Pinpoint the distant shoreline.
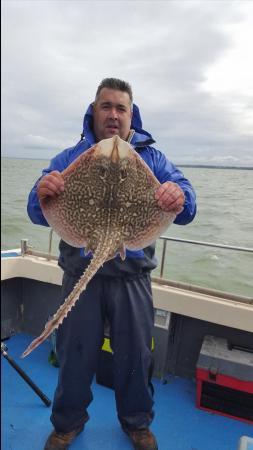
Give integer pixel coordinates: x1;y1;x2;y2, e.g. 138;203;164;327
177;164;253;170
1;156;253;170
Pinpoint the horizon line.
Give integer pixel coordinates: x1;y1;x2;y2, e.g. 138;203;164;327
1;155;253;170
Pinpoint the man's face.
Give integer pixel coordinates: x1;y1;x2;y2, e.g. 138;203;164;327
93;88;133;141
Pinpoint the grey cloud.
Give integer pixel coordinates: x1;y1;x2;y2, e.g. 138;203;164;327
2;0;253;165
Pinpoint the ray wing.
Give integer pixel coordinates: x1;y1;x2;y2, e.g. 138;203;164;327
41;146;98;248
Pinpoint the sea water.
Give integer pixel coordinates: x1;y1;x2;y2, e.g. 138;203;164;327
1;157;253;297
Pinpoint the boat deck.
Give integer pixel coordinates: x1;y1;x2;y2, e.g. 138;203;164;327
1;334;252;450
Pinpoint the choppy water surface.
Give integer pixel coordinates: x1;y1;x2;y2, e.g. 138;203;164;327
1;158;253;297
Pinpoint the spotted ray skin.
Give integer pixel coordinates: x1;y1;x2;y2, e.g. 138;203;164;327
22;135;176;358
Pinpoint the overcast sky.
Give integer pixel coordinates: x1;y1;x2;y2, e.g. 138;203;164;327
2;0;253;166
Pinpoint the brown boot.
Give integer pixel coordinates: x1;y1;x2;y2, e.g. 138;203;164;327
44;424;84;450
125;428;158;450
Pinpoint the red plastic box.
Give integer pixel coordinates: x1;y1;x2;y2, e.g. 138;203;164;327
196;335;253;424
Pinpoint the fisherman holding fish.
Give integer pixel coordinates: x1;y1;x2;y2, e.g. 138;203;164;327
27;78;196;450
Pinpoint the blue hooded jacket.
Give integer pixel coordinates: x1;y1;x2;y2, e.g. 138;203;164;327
27;103;196;276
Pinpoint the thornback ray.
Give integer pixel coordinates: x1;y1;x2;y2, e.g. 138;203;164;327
22;135;176;358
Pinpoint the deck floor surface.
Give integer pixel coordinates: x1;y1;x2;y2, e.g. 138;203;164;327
1;334;252;450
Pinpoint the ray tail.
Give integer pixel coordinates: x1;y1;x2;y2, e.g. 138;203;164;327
21;237;115;358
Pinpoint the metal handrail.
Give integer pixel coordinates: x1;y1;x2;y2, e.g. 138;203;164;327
25;249;59;261
159;236;253;252
48;229;53;257
21;236;58;261
20;232;253;280
158;236;253;278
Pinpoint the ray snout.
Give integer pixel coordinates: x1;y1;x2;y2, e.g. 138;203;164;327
97;135;133;161
111;136;119;163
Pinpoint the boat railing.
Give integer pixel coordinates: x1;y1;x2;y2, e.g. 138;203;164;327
158;236;253;278
20;232;59;261
18;230;253;299
154;236;253;302
20;230;253;267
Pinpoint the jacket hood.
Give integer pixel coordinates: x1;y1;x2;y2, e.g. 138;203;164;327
82;103;155;147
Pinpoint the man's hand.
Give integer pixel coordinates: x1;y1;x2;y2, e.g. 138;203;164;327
155;181;185;215
37;171;64;203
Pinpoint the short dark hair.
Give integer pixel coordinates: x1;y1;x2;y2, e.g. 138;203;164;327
95;78;133;104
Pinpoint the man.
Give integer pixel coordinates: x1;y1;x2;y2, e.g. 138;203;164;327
27;78;196;450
